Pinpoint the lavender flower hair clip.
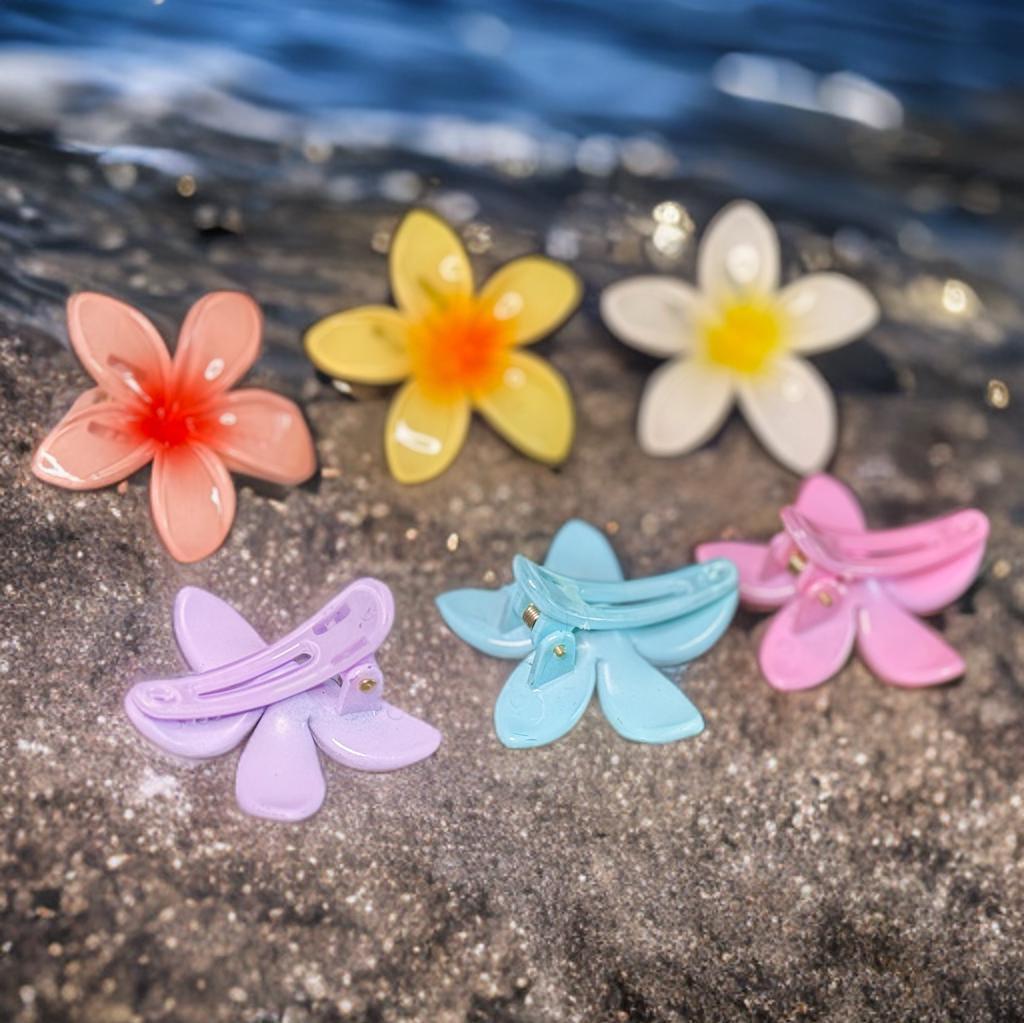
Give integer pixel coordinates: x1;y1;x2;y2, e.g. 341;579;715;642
125;583;440;821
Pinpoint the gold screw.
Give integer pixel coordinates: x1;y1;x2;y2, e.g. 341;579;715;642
522;604;541;629
358;678;377;693
553;644;567;658
817;591;834;607
788;550;808;574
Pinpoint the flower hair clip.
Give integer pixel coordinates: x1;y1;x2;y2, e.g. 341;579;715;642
125;583;441;821
696;474;989;691
437;519;737;748
601;201;879;474
305;208;581;483
32;292;316;562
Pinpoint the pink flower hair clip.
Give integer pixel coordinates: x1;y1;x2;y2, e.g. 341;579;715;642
32;292;317;562
696;474;989;691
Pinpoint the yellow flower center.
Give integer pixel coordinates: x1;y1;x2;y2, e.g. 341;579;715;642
407;295;513;402
701;298;786;376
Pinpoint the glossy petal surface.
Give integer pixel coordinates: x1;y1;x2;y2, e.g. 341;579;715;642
628;589;739;665
310;695;442;771
738;356;836;474
200;389;316;485
385;380;470;483
125;587;264;760
698;200;780;298
173;291;262;400
474;351;573;464
67;292;171;407
304;305;411;383
695;540;797;610
856;588;965;687
760;586;857;690
435;587;532;659
479;256;580;345
601;275;703;356
593;633;704;743
33;400;155;490
389;209;473;319
494;647;598;749
780;273;879;354
150;442;236;562
637;358;734;456
236;696;326;822
794;473;866;530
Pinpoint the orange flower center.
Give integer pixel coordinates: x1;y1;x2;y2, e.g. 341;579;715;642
406;296;513;402
136;399;195;447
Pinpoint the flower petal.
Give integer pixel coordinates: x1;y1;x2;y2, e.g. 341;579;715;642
67;292;171;407
794;473;866;531
173;291;262;401
494;645;597;749
627;588;738;666
696;541;796;610
759;582;857;690
65;387;108;419
779;273;879;353
637;358;734;456
881;545;986;617
33;400;155;490
236;696;326;822
856;591;965;687
150;442;236;562
600;275;703;357
545;518;624;582
435;585;532;659
479;256;581;345
199;389;316;485
474;351;573;464
385;380;470;483
310;688;441;770
737;356;836;474
593;632;704;743
304;305;410;383
389;209;473;319
698;200;779;298
125;586;264;760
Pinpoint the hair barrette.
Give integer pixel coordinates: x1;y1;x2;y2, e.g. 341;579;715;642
32;292;316;562
305;208;580;484
601;200;879;475
125;583;440;821
696;474;989;691
437;519;738;748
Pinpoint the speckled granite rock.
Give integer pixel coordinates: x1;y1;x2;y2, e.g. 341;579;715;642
1;138;1024;1023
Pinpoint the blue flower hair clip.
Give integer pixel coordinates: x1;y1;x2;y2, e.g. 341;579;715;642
436;520;738;748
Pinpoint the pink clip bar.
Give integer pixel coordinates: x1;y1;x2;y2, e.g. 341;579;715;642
128;578;394;719
779;507;989;580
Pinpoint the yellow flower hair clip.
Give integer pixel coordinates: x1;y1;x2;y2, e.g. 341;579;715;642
306;209;581;483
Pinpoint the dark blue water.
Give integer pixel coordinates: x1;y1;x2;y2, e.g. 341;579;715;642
3;1;1024;143
1;0;1023;342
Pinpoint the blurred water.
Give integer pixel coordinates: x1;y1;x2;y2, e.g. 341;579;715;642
0;0;1021;413
3;1;1024;129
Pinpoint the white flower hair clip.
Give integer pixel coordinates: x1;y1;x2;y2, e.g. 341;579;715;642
601;200;879;474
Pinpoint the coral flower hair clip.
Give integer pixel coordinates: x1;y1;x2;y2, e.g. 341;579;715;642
601;201;879;474
33;292;316;562
696;475;989;690
305;208;580;483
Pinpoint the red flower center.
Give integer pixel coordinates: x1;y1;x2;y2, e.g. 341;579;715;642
137;400;195;448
